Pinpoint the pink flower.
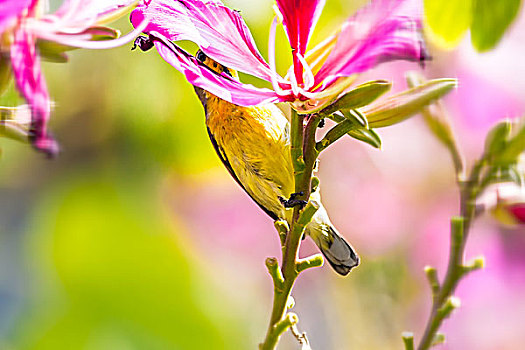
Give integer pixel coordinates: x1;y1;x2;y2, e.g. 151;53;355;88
130;0;426;112
478;182;525;226
0;0;148;156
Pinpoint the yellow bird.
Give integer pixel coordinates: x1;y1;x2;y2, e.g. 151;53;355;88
194;51;359;276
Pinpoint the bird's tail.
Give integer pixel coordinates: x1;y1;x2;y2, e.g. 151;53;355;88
306;205;359;276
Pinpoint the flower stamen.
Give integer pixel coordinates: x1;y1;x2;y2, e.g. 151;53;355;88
268;16;288;97
295;52;314;91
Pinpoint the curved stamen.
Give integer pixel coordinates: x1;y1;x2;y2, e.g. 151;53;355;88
288;65;300;97
268;16;288;97
36;17;149;49
295;52;314;91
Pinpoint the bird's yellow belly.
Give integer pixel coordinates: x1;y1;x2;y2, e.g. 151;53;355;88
206;100;294;219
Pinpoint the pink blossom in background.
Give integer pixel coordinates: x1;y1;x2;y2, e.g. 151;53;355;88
0;0;147;156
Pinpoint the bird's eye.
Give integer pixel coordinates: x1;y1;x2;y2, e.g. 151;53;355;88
196;50;207;62
223;67;233;77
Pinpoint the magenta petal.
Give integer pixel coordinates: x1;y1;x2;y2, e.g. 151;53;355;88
147;32;281;106
0;0;32;33
509;204;525;224
276;0;325;55
131;0;274;83
313;0;425;88
10;28;58;156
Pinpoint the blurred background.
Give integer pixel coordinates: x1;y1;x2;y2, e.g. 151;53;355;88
1;0;525;349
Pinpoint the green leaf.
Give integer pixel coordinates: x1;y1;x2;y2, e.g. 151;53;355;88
471;0;521;52
362;78;458;128
424;0;473;47
325;110;381;149
320;80;392;115
320;113;382;150
347;127;382;149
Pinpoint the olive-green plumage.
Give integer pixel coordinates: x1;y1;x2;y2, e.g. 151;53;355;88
193;51;359;275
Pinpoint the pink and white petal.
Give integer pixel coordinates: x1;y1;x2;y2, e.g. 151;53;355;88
10;28;58;156
52;0;138;31
0;0;32;33
313;0;425;89
130;0;274;82
275;0;325;55
147;32;282;106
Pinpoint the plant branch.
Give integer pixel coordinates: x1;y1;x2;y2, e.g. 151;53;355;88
413;158;485;350
260;111;323;350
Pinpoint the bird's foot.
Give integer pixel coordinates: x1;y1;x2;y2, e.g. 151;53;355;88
279;192;307;209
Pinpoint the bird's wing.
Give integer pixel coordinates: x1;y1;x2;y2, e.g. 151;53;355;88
207;126;280;221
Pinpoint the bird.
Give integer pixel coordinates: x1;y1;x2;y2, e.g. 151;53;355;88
193;50;359;276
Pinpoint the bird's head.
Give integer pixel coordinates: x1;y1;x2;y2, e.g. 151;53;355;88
195;50;238;79
193;50;239;112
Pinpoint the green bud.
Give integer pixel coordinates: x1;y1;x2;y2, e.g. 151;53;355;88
347;127;382;149
484;120;512;157
438;296;461;318
401;332;415;350
323;110;382;150
362;78;458;128
296;254;324;273
321;80;392;115
340;109;368;128
310;176;320;193
424;265;441;296
463;256;485;274
431;333;446;346
495;119;525;165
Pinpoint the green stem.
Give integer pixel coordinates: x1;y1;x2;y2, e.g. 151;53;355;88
416;159;484;350
260;111;322;350
316;119;354;153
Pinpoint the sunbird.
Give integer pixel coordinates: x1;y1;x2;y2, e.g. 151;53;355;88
193;51;359;276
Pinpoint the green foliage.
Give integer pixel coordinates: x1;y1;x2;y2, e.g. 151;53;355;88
10;177;248;349
424;0;473;46
424;0;522;51
471;0;522;52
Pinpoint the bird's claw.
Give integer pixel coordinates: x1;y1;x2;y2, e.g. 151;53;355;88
279;192;308;209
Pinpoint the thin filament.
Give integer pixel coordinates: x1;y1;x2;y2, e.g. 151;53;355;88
268;16;288;97
295;52;314;91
